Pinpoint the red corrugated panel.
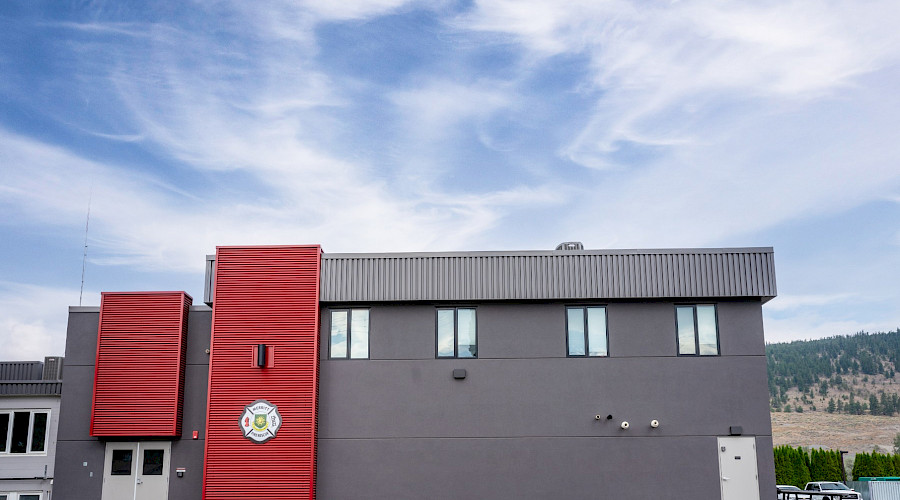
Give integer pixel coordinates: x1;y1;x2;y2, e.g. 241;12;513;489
203;246;321;500
91;291;191;437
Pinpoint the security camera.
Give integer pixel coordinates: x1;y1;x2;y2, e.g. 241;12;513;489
620;421;629;430
650;419;659;428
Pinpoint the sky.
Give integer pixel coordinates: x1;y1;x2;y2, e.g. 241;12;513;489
1;0;899;360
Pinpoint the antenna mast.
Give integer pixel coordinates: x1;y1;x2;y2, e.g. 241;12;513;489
79;186;92;306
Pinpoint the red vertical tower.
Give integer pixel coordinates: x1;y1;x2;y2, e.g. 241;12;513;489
203;246;321;499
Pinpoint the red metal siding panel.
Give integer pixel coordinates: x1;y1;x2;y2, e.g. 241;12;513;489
91;291;191;437
203;246;321;500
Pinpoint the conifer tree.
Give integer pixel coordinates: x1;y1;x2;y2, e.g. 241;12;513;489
774;446;793;485
826;450;844;481
794;447;811;486
809;449;823;480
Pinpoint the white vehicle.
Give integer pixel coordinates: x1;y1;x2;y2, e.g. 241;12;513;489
803;482;861;500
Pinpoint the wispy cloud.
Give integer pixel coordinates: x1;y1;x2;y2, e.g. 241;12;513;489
461;0;900;168
766;293;858;312
763;312;900;344
0;116;560;274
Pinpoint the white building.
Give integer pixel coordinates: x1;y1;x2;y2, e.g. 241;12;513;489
1;358;63;500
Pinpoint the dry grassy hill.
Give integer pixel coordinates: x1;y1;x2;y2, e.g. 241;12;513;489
771;412;900;456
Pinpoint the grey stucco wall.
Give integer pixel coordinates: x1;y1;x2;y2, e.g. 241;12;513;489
316;300;774;499
53;311;103;499
53;308;211;500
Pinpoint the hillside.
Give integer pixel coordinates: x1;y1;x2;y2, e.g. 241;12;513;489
767;329;900;415
771;412;900;456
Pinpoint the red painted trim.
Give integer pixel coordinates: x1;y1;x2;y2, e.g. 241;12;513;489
309;246;322;499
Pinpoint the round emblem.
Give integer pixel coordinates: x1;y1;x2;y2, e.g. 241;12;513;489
240;399;282;443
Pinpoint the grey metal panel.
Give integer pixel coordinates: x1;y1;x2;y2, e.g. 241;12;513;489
0;381;63;395
319;248;776;303
204;254;215;305
871;482;900;500
42;356;64;380
0;361;44;381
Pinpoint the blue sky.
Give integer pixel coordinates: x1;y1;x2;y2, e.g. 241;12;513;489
1;1;899;360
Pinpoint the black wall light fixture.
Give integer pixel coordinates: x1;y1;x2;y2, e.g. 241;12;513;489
257;344;266;368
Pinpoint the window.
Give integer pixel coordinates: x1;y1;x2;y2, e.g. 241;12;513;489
142;449;165;475
676;305;719;355
111;449;133;475
0;494;42;500
0;410;49;454
566;306;608;356
436;308;477;358
330;309;370;359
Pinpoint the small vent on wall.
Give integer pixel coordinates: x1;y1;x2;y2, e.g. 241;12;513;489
555;241;584;251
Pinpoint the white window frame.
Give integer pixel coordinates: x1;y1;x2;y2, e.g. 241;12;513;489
0;409;51;456
0;492;44;500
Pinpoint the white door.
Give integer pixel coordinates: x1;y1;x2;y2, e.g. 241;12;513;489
102;441;171;500
718;437;760;500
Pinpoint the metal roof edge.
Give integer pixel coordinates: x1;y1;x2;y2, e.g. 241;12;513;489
69;306;100;312
321;246;774;259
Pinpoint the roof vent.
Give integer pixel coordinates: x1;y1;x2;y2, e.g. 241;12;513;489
555;241;584;251
42;356;64;380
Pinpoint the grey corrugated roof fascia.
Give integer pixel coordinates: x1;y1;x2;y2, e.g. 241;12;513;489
0;381;63;396
322;247;774;259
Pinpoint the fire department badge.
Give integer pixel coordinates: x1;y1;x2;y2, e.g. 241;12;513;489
240;400;281;443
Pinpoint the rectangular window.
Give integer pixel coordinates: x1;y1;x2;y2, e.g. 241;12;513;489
436;308;477;358
0;414;8;452
676;305;719;356
30;413;47;452
143;449;165;475
330;309;370;359
0;410;49;455
111;449;133;475
567;306;608;356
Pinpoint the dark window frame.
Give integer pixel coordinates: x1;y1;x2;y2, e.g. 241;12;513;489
565;305;610;357
328;308;371;360
0;409;50;455
142;448;165;475
435;307;478;359
675;304;720;356
110;449;133;475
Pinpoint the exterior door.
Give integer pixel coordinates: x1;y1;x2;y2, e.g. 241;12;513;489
102;441;170;500
718;437;760;500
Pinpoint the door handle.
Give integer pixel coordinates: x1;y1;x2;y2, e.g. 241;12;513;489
136;478;143;484
722;476;730;481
